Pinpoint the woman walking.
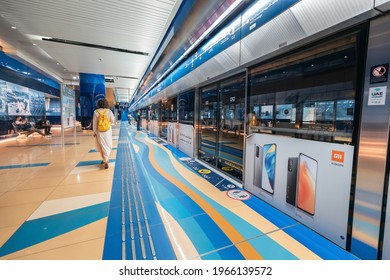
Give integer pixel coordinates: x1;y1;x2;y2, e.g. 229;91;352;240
93;98;115;169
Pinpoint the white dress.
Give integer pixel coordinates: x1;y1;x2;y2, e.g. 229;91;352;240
92;108;115;163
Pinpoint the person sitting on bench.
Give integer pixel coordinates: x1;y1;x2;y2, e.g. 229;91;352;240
36;116;52;135
15;116;28;131
13;116;45;137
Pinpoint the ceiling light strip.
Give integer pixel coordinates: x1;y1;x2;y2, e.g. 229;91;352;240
42;37;149;56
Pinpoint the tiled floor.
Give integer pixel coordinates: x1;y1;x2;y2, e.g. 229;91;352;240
0;127;118;259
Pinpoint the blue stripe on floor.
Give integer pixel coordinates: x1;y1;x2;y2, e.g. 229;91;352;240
88;147;117;153
0;162;50;170
127;137;176;260
103;126;130;260
243;197;359;260
76;159;115;167
103;126;176;260
0;202;109;257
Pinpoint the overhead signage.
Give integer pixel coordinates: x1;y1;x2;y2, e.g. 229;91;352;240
241;0;300;38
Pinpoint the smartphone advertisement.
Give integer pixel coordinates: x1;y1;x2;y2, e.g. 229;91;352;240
244;134;354;248
178;124;194;158
167;122;178;148
153;120;159;137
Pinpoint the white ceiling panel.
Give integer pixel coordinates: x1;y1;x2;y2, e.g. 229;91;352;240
37;40;149;78
0;0;181;101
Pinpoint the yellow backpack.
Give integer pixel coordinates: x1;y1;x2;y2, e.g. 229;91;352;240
97;109;110;132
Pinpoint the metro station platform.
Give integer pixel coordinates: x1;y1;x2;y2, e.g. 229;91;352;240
0;123;358;260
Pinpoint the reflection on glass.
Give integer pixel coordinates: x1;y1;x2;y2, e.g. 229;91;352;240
247;36;357;143
261;105;273;120
276;104;293;121
336;100;354;121
302;106;315;123
335;99;354;132
291;108;296;123
179;90;195;124
218;75;245;181
199;85;218;167
315;101;334;122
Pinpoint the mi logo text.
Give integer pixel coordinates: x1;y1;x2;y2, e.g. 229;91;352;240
332;150;345;167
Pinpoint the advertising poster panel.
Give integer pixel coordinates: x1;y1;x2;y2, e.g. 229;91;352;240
178;123;194;158
0;80;7;116
61;85;76;128
167;122;178;148
141;119;147;130
45;98;61;116
245;133;354;248
6;81;45;116
153;120;159;137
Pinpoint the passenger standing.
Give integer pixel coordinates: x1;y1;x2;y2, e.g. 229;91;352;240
136;109;141;131
93;98;115;169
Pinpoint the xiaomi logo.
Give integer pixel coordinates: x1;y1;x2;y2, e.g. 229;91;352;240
332;150;345;163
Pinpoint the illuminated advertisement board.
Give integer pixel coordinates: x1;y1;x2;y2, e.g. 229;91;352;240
245;133;354;248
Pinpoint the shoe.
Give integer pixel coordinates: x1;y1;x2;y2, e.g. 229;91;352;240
104;162;109;169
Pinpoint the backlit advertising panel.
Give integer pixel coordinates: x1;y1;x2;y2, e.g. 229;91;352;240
245;133;354;248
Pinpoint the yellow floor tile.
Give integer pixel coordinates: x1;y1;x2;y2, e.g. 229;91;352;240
0;203;40;227
11;238;105;260
0;179;27;192
0;187;55;207
59;170;114;186
0;226;19;247
11;176;66;191
48;180;113;200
